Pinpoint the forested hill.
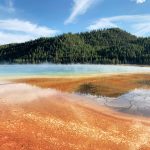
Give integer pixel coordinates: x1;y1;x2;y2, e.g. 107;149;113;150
0;28;150;64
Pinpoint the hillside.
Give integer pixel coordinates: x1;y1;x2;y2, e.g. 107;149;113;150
0;28;150;64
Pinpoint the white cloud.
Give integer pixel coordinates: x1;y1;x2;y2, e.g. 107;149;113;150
0;19;58;36
134;0;146;4
64;0;98;24
0;19;59;44
0;0;15;13
87;18;118;30
133;23;150;36
0;32;34;45
87;15;150;36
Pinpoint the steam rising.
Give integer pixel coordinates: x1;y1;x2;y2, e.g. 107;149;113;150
0;83;57;104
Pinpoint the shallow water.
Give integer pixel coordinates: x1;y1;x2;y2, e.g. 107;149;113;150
109;89;150;117
81;89;150;117
0;64;150;77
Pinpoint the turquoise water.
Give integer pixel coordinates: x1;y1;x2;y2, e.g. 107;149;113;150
0;64;150;77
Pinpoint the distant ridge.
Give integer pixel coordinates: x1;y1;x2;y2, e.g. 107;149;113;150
0;28;150;64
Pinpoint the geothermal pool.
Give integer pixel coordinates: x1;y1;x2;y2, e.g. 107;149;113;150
0;64;150;77
0;64;150;117
0;66;150;149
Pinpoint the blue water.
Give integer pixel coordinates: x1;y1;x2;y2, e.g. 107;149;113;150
0;64;150;77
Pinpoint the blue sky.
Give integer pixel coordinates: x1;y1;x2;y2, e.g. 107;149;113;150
0;0;150;44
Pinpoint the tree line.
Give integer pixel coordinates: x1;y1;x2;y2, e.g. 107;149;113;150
0;28;150;64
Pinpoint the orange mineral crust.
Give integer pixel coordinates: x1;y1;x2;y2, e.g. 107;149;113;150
1;83;150;150
14;73;150;97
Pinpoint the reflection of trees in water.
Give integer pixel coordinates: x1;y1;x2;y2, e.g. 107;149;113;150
76;83;99;95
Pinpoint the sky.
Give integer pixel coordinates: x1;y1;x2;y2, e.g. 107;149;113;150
0;0;150;44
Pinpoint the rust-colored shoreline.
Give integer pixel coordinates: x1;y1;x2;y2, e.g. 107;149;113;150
12;73;150;97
